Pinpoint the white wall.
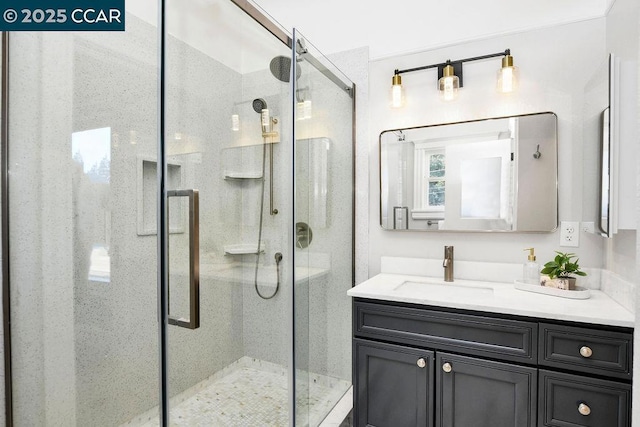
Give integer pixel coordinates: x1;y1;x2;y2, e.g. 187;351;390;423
368;18;607;276
604;0;640;424
605;0;639;284
253;0;607;59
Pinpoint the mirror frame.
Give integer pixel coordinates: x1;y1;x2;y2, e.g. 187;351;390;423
379;112;559;232
598;53;618;237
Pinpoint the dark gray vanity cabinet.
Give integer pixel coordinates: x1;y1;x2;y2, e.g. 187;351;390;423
353;298;633;427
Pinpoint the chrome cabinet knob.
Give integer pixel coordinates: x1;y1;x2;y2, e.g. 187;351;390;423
578;403;591;416
442;362;452;373
417;358;426;368
580;346;593;358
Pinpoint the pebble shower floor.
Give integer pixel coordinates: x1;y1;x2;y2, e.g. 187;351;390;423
123;357;350;427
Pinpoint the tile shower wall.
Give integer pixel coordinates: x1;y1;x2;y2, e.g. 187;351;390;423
368;18;607;275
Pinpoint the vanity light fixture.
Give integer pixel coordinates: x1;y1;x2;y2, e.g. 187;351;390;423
391;48;515;105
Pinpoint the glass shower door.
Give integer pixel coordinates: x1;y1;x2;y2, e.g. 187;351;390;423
162;0;294;424
292;29;355;426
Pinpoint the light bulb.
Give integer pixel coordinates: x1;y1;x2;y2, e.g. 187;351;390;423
231;114;240;131
497;55;518;93
442;77;456;101
438;64;459;101
390;74;404;108
497;66;518;93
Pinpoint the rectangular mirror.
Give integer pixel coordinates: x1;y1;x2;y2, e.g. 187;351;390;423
380;112;558;232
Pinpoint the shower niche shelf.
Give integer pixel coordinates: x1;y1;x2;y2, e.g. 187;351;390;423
224;243;265;255
224;172;263;181
222;144;264;182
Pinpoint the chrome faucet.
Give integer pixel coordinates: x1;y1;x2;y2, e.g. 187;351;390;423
443;246;454;282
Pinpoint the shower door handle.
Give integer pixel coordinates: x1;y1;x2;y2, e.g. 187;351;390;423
167;189;200;329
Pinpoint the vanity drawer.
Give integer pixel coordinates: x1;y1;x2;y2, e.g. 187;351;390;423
354;300;537;364
539;323;633;380
538;369;631;427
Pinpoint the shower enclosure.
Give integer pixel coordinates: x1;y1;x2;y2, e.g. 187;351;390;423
1;0;355;425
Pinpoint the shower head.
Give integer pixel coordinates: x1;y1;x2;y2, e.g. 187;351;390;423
269;55;302;83
253;98;272;134
252;98;267;113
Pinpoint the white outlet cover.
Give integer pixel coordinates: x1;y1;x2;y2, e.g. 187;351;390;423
560;221;579;247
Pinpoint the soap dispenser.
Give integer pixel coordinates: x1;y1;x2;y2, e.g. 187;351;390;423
523;248;540;285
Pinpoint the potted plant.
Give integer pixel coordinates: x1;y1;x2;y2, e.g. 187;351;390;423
540;251;587;290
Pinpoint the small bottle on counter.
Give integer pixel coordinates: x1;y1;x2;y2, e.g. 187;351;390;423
523;248;540;285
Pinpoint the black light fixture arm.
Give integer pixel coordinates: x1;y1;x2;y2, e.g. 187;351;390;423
393;49;510;76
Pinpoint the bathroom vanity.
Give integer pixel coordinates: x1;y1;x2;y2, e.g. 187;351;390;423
348;272;634;427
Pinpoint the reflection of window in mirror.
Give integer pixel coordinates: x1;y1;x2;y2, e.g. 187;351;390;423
71;127;112;283
428;152;445;207
413;146;446;219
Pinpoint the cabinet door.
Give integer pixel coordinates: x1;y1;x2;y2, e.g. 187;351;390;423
436;352;537;427
355;339;434;427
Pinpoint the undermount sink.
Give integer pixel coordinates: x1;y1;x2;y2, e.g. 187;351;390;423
393;280;494;299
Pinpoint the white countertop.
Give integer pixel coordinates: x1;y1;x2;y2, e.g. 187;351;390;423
347;273;635;328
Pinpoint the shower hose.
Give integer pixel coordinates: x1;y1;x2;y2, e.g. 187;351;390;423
253;139;280;299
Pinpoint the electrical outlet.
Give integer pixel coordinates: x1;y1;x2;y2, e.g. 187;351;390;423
560;221;579;247
582;222;595;233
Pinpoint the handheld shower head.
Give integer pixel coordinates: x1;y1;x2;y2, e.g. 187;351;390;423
252;98;267;113
252;98;271;134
